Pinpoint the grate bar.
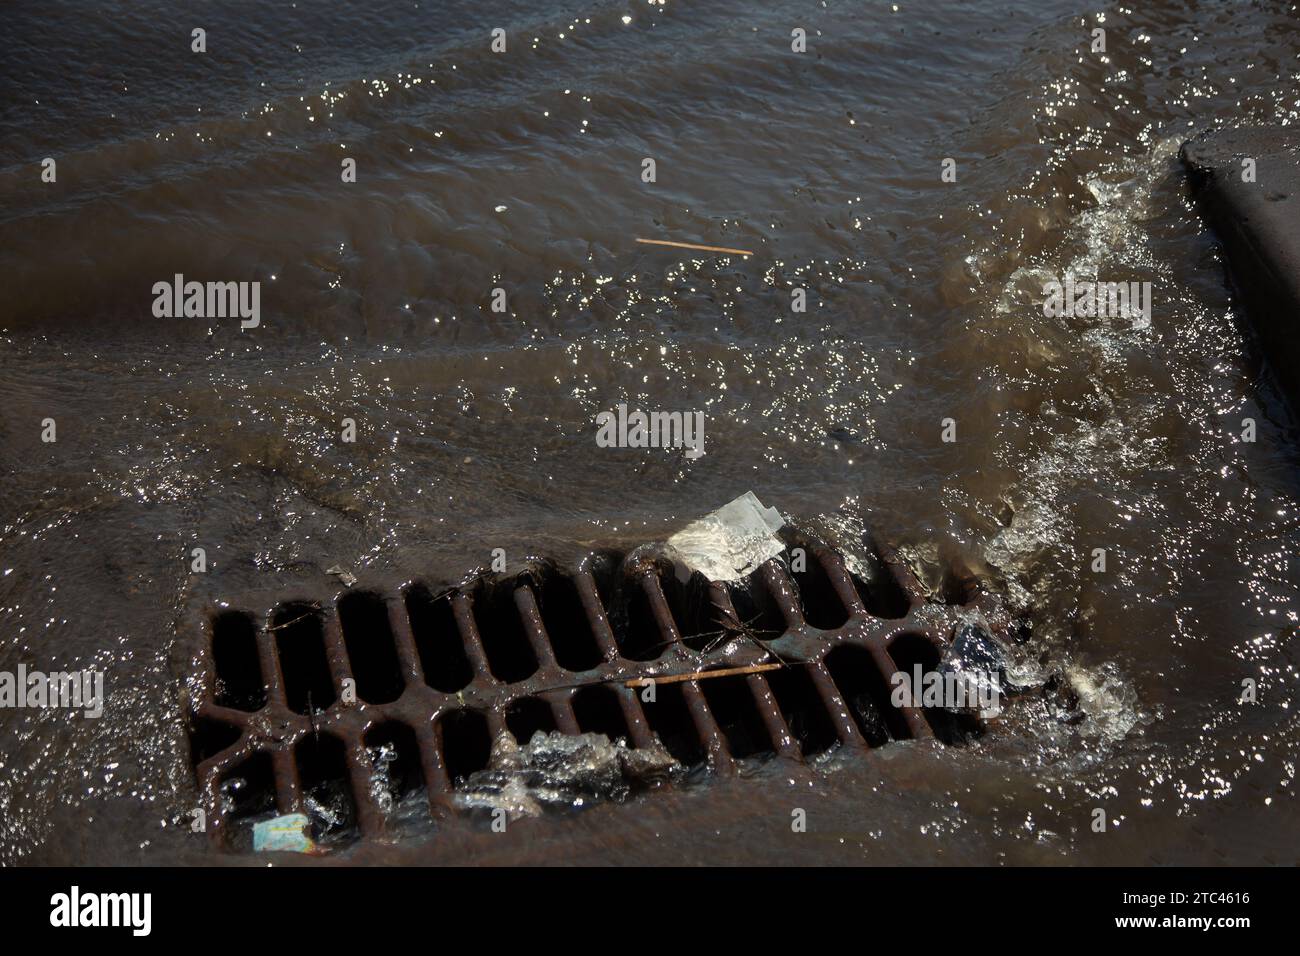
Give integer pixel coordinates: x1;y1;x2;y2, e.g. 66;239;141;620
451;593;493;683
806;659;866;749
547;691;582;736
384;597;422;688
748;672;802;760
574;565;620;662
514;585;560;672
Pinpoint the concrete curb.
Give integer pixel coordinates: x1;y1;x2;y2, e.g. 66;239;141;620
1180;125;1300;410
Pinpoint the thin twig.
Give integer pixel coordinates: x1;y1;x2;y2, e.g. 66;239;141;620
625;662;793;688
699;606;792;666
308;691;319;745
636;238;753;257
266;604;322;631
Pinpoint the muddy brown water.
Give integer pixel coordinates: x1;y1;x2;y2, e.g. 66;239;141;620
2;0;1299;864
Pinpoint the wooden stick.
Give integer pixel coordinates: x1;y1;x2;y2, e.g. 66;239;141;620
625;662;787;688
636;237;753;257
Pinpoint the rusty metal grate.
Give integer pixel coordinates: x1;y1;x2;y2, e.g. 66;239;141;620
186;535;1012;847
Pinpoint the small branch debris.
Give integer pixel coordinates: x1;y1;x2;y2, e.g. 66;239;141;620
625;662;789;688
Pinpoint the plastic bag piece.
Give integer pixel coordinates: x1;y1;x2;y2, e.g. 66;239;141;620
666;492;785;583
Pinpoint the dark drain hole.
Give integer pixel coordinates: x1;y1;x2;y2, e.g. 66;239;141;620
615;573;670;661
506;696;557;744
218;752;276;822
766;665;839;757
700;675;771;760
439;709;491;785
641;682;705;767
472;582;538;684
295;733;357;836
889;634;981;745
850;552;911;620
825;645;902;745
792;556;849;630
189;715;242;764
533;571;603;672
272;602;335;715
210;610;266;711
572;685;632;743
338;591;404;704
405;584;473;693
728;581;788;640
936;559;981;606
365;721;424;807
665;573;719;653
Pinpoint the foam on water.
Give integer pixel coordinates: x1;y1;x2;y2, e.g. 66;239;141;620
453;731;678;820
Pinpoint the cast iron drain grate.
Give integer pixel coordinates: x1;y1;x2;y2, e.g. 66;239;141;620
186;535;1013;848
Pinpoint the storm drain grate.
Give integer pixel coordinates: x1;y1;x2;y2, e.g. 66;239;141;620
187;536;1011;847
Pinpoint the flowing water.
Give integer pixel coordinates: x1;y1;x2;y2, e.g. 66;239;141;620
2;0;1299;864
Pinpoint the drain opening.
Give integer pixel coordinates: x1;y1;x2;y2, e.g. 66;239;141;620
700;675;772;759
665;573;723;653
850;553;911;620
766;665;839;757
727;580;788;640
471;581;538;683
640;682;706;767
572;685;632;743
532;570;603;672
337;591;404;704
271;602;335;715
825;645;902;745
218;752;276;822
365;721;424;807
295;732;357;836
506;696;557;744
792;555;850;630
210;610;266;711
615;573;672;661
937;564;981;606
439;709;492;785
405;583;472;693
888;633;982;745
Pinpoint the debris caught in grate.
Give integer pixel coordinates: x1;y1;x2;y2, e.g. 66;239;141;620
186;533;1017;849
